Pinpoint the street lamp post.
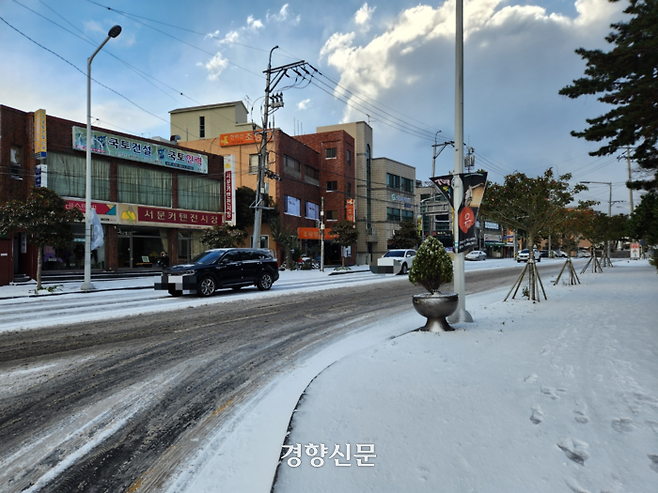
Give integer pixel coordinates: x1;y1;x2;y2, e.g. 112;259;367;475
82;25;122;291
450;0;472;323
580;181;612;261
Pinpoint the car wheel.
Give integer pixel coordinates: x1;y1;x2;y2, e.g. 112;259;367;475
168;288;182;297
257;271;274;291
198;276;217;297
399;263;408;275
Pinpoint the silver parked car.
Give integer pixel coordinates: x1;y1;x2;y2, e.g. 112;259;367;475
465;250;487;261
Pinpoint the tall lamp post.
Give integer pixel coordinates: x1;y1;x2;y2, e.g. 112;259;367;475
82;25;122;291
451;0;472;323
580;181;612;261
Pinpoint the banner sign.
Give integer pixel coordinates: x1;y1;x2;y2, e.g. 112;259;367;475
431;175;453;204
346;198;355;222
36;164;48;187
430;172;487;253
297;227;337;240
224;155;236;225
73;127;208;174
66;199;222;229
34;109;47;158
456;172;487;253
130;205;222;229
66;199;118;223
219;130;273;147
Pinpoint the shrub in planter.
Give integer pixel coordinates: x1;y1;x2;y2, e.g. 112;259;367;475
409;236;453;294
408;236;457;332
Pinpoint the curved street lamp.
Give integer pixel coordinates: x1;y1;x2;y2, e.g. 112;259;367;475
82;25;122;291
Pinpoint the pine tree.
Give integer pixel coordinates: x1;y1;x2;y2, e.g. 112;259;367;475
388;220;420;249
559;0;658;191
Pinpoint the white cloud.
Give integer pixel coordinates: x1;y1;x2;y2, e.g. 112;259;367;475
320;0;623;126
355;3;376;27
267;4;301;25
247;15;264;30
205;52;229;81
297;98;312;111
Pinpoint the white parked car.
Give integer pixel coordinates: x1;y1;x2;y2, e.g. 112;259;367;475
465;250;487;261
553;249;568;258
517;249;541;263
375;249;416;275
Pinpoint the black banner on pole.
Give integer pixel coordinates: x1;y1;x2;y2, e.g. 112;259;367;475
430;175;453;204
456;172;487;253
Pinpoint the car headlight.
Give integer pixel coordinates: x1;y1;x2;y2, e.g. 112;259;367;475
181;270;196;276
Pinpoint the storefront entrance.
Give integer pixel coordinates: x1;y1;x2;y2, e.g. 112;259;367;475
118;227;169;269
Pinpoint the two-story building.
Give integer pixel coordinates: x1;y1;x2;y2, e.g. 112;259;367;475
0;104;225;285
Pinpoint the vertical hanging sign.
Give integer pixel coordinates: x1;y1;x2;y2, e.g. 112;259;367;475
34;109;47;158
224;155;236;226
431;172;487;253
456;172;487;252
346;198;355;223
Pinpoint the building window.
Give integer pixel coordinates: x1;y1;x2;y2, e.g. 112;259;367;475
401;209;414;221
118;164;172;207
401;177;414;193
326;210;338;221
179;175;221;211
346;149;351;166
386;173;400;189
306;201;320;220
49;152;110;200
347;182;352;198
284;195;301;216
249;154;259;174
326;181;338;191
325;147;337;159
386;207;401;222
199;116;205;139
10;146;22;179
284;155;301;178
304;165;320;186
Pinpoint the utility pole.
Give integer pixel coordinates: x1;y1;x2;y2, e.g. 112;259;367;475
252;47;311;250
320;196;325;272
252;46;277;250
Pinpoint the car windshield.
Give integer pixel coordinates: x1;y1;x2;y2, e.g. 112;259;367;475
190;250;227;265
383;250;406;258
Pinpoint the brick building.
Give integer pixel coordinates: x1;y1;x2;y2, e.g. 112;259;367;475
172;102;357;265
0;105;225;286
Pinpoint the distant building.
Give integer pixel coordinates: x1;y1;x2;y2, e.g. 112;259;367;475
171;102;356;265
0;104;224;285
316;123;417;264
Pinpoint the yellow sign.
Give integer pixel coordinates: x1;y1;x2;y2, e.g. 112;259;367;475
34;109;47;158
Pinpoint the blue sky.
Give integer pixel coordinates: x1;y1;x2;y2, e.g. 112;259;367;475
0;0;639;213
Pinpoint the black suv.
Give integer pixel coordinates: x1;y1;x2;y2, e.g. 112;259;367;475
155;248;279;297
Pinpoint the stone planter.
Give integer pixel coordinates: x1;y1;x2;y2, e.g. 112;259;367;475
412;292;459;332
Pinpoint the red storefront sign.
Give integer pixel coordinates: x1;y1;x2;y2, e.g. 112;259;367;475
298;227;337;240
137;206;223;227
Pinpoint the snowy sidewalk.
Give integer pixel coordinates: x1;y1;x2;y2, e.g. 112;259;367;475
267;260;657;493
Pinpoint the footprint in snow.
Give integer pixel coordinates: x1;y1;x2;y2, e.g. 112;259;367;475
557;436;589;465
611;417;635;432
541;386;566;400
524;373;538;383
649;455;658;473
530;405;544;425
